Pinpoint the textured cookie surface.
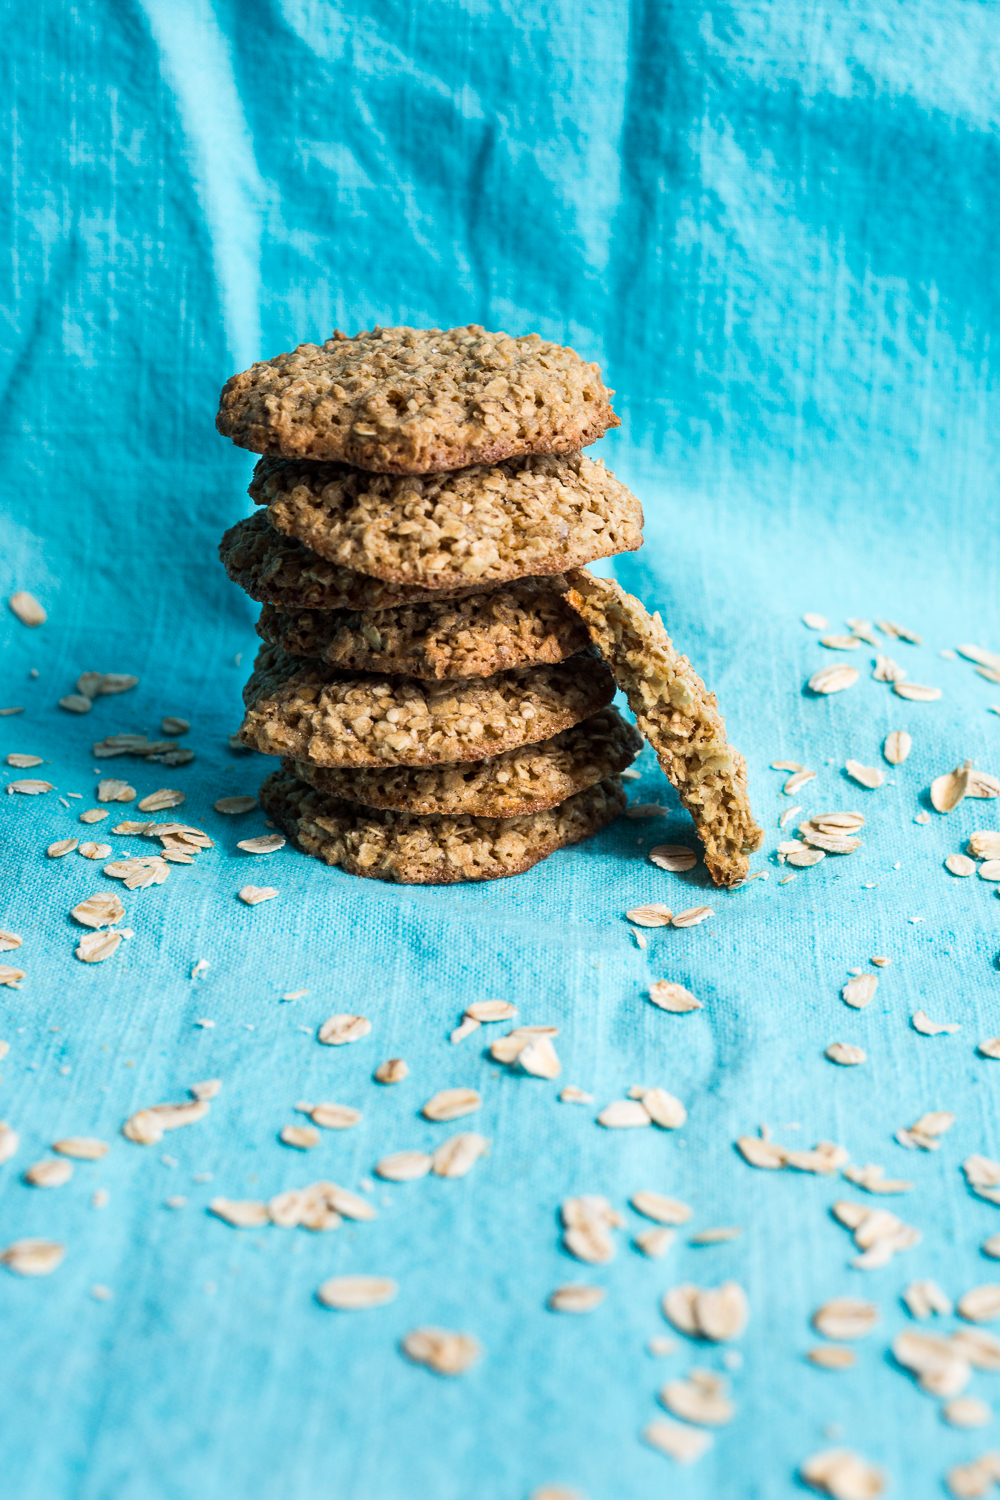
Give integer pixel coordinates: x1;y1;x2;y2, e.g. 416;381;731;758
217;325;619;472
220;513;487;611
564;570;764;888
240;644;615;768
258;768;627;884
250;450;643;589
287;708;642;817
255;580;588;681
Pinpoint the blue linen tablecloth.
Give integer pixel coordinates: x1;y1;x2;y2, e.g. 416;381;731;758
3;3;1000;1496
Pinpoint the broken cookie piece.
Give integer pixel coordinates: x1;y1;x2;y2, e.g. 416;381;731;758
563;570;763;886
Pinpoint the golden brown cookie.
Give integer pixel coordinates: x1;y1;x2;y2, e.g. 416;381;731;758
217;325;619;472
563;570;763;887
239;644;615;768
220;513;489;611
255;580;587;681
249;450;642;589
286;708;642;817
258;767;627;884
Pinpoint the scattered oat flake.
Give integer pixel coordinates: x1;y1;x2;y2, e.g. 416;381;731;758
24;1158;73;1188
310;1103;361;1130
6;754;42;769
903;1280;953;1320
401;1327;481;1376
784;769;817;794
374;1058;408;1084
689;1226;742;1245
75;930;122;964
52;1137;108;1161
894;681;941;702
465;1000;517;1022
843;1163;913;1194
432;1131;488;1179
636;1227;676;1257
597;1098;650;1128
773;760;804;772
643;1418;712;1464
209;1198;270;1228
944;1397;992;1430
282;989;308;1000
646;985;700;1018
672;905;713;928
122;1099;209;1145
845;760;884;789
280;1124;320;1150
779;804;803;828
215;796;257;815
983;1235;1000;1259
97;779;136;803
0;1238;64;1276
71;893;125;930
46;837;79;858
0;932;22;953
135;790;184;816
0;966;25;988
912;1010;961;1036
190;1079;221;1102
978;1040;1000;1060
803;613;829;630
631;1192;692;1225
842;974;878;1009
660;1368;735;1426
821;634;861;651
374;1150;432;1182
547;1284;605;1314
826;1043;866;1066
78;842;112;860
800;1448;886;1498
649;844;698;872
959;1286;1000;1324
422;1088;481;1123
7;778;54;795
809;665;859;695
318;1014;371;1046
239;885;278;905
558;1086;594;1105
237;834;285;854
9;591;46;627
980;860;1000;881
808;1346;857;1370
317;1274;397;1311
627;904;673;927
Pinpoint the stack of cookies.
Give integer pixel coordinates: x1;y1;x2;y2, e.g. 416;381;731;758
216;325;646;884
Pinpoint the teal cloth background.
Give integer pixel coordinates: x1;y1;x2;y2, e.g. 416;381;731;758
2;3;1000;1497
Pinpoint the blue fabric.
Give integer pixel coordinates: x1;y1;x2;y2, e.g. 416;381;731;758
3;4;1000;1497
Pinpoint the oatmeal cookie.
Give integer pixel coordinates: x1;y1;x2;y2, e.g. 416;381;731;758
217;325;619;472
249;450;642;589
287;708;642;817
258;768;627;884
239;644;615;768
220;512;489;611
564;570;763;887
255;580;587;681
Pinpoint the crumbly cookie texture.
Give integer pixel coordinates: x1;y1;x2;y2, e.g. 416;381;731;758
249;450;643;588
255;580;588;681
287;708;642;817
217;325;619;473
239;644;615;769
564;570;763;887
258;768;627;884
223;513;497;612
220;513;488;611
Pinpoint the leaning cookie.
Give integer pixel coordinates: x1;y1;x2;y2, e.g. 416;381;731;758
563;570;763;888
258;768;627;885
217;325;619;472
255;580;588;681
239;644;615;768
250;451;643;590
286;708;642;817
220;513;489;612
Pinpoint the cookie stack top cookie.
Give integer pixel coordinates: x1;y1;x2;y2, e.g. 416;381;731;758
216;324;620;471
